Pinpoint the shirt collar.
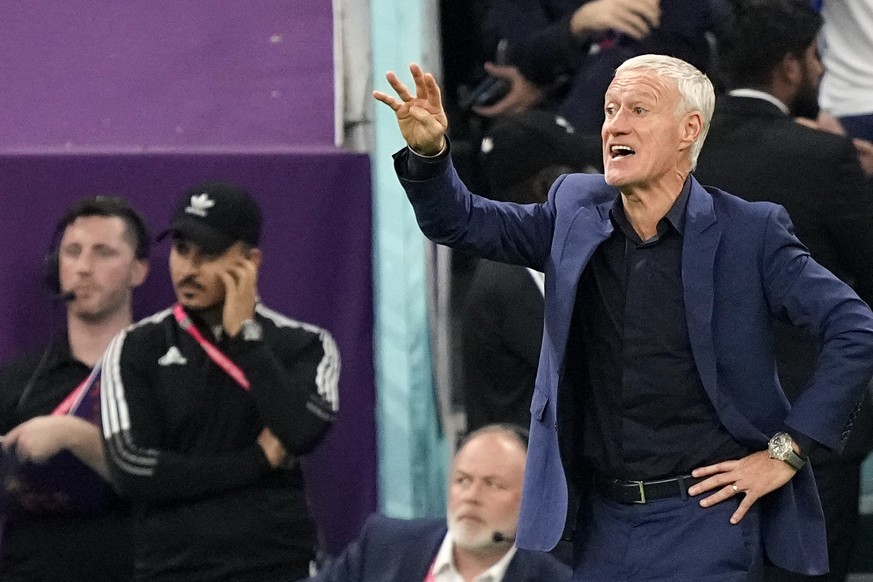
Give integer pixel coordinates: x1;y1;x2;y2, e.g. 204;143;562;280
46;334;81;368
727;89;791;115
431;530;518;582
665;177;691;234
610;176;691;241
182;307;226;342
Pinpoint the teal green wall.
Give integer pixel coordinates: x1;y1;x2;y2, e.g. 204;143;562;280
370;0;448;518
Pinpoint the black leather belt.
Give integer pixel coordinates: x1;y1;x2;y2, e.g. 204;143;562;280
593;473;704;504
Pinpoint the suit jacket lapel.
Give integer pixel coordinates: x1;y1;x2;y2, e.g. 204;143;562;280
411;526;448;580
504;551;529;581
682;179;721;404
554;201;614;326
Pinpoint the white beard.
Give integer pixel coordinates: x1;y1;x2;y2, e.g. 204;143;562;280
447;516;501;552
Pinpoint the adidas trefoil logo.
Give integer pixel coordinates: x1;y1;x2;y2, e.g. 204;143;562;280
185;193;215;217
158;346;188;366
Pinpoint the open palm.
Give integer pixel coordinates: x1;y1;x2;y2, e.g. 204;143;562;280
373;63;448;156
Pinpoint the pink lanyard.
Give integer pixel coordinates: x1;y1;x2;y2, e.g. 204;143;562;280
52;373;95;416
172;304;250;391
424;559;437;582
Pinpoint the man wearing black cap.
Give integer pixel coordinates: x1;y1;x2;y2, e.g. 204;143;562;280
100;182;340;581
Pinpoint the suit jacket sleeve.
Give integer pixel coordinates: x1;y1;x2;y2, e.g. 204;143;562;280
762;206;873;451
396;148;556;270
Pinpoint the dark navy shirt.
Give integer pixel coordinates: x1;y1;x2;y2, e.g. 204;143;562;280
574;179;749;480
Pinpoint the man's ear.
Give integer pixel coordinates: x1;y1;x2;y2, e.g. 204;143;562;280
680;111;703;150
130;259;149;288
778;53;802;86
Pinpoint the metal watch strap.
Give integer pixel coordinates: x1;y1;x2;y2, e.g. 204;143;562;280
240;319;263;342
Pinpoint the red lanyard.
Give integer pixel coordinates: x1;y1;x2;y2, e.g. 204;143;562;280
424;559;437;582
52;368;97;416
53;305;251;415
172;304;250;391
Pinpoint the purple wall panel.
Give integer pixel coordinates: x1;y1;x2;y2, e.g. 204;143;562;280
1;1;334;148
0;150;375;554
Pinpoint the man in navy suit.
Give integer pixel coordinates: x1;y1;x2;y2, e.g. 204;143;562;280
374;53;873;580
307;424;570;581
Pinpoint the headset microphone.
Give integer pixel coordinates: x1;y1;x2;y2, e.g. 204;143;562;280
53;290;76;302
492;531;516;544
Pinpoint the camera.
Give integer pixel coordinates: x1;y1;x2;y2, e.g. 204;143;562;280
459;75;510;111
458;38;511;111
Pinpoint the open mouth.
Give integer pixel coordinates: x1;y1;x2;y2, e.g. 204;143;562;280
609;145;635;159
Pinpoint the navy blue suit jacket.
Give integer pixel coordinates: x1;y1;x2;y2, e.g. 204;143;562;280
396;151;873;575
307;515;570;582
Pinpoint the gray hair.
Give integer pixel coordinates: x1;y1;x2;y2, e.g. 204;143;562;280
615;54;715;170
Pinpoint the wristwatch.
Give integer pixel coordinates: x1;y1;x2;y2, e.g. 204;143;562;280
239;319;263;342
768;432;806;470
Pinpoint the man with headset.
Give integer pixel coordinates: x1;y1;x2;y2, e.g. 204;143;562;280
307;424;569;581
0;196;150;581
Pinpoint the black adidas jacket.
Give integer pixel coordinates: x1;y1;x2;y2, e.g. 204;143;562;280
101;303;339;581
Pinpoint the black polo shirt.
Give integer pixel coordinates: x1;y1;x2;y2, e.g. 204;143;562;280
574;179;750;480
0;336;90;429
0;337;133;582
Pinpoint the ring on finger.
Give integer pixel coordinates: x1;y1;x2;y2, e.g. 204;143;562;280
731;484;739;493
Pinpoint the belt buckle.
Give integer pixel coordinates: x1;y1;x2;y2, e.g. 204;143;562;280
632;480;646;504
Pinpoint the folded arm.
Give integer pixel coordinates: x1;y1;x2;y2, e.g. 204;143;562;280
100;331;272;500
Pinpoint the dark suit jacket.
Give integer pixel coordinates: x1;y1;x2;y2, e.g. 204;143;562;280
695;94;873;459
396;150;873;575
307;515;570;582
460;259;544;431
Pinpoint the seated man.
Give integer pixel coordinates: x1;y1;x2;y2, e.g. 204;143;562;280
307;424;570;581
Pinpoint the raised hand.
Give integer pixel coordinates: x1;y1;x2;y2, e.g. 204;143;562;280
219;253;259;338
373;63;449;156
571;0;661;41
472;63;544;118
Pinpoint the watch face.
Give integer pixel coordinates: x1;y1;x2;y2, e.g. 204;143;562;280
770;433;792;459
769;432;804;469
